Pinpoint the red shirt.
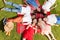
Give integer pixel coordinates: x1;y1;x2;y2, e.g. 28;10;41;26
16;23;25;34
35;5;45;19
35;13;45;19
22;25;36;40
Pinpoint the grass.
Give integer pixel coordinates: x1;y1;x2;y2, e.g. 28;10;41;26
0;0;60;40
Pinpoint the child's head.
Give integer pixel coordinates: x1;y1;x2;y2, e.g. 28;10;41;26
31;13;36;19
32;18;37;24
37;18;43;26
38;18;42;22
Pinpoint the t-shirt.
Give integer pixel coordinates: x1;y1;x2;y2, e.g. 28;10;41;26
42;1;51;12
17;6;32;24
48;0;56;5
46;14;57;25
42;0;56;12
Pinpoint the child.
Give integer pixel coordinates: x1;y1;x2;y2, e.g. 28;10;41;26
2;0;33;34
37;18;46;35
2;0;32;25
22;18;37;40
45;14;60;26
37;18;56;40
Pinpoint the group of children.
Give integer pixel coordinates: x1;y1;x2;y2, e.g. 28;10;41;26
1;0;60;40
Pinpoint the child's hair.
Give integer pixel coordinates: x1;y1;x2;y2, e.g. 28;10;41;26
31;13;35;16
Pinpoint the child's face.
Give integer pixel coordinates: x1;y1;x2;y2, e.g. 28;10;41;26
38;18;42;22
32;15;35;19
33;19;37;23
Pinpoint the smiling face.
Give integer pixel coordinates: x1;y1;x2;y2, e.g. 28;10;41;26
32;18;37;24
38;18;42;22
32;15;35;19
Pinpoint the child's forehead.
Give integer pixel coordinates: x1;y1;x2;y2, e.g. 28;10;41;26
39;18;42;20
38;18;42;21
34;19;37;20
43;17;47;20
33;19;37;21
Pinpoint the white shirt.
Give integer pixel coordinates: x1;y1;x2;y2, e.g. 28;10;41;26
42;0;56;12
46;14;57;25
17;5;32;24
48;0;56;5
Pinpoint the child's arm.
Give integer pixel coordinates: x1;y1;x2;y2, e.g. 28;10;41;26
50;4;57;10
33;26;37;34
26;26;29;29
26;25;31;29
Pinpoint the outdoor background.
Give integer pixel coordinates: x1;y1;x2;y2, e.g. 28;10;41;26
0;0;60;40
